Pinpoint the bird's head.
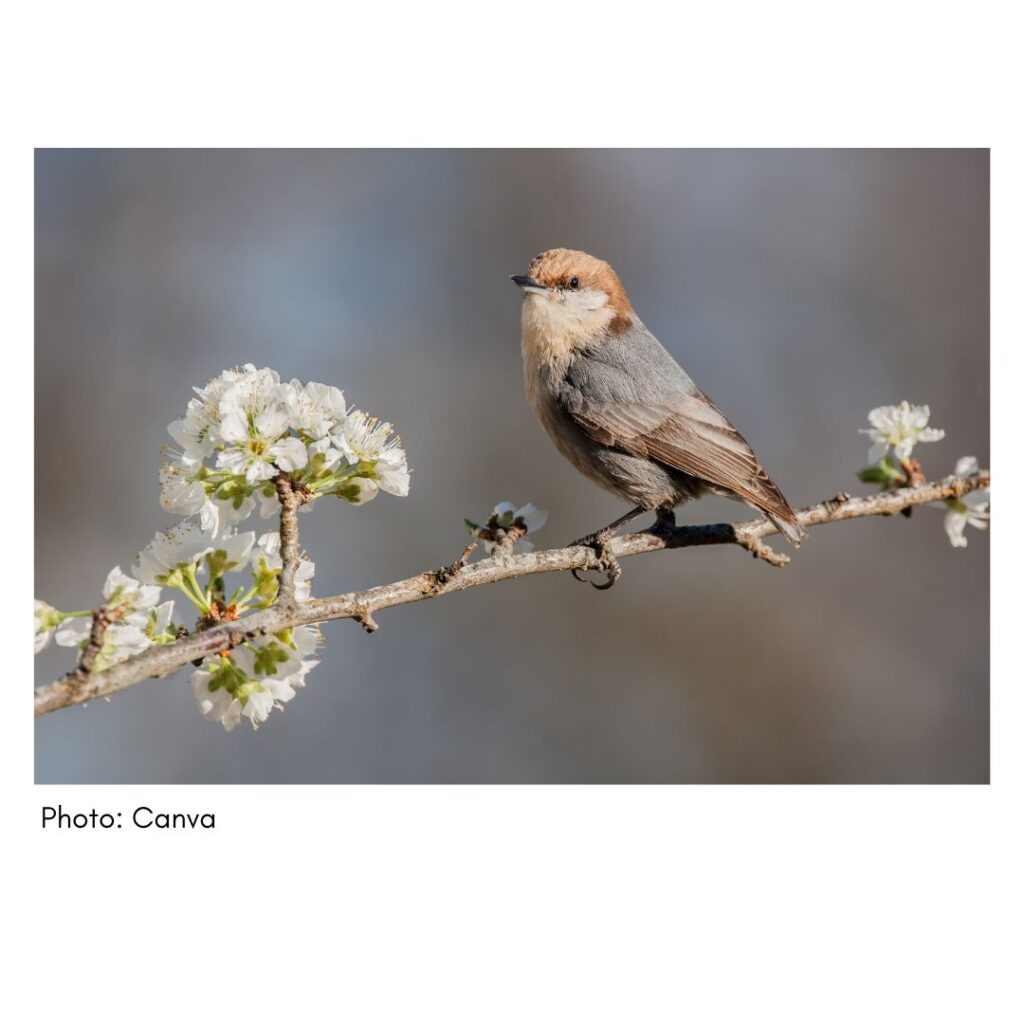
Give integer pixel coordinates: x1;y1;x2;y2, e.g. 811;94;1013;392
511;249;635;349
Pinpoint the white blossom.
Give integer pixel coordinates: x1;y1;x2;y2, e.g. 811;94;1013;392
101;566;161;621
860;401;945;463
333;409;394;463
501;502;548;534
191;662;244;732
286;379;347;440
251;531;315;602
331;411;410;496
258;490;282;519
342;476;384;505
111;623;155;660
943;456;990;548
233;639;308;728
290;623;322;661
55;617;89;648
477;502;548;554
944;498;989;548
203;530;257;579
51;363;418;712
306;434;345;472
217;379;308;485
34;600;62;654
374;446;411;497
163;366;305;530
52;566;159;667
55;618;152;670
159;450;254;537
133;518;217;585
159;451;207;516
205;494;256;537
144;600;177;643
190;625;321;731
39;564;164;661
953;455;981;478
168;364;275;459
163;367;410;529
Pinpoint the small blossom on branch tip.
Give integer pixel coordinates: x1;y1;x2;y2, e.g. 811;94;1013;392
859;401;945;463
942;456;990;548
467;502;548;554
953;455;982;479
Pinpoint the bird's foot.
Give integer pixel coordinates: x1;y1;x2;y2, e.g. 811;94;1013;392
648;507;677;540
569;532;622;590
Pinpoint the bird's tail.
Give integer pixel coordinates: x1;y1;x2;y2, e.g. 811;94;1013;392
768;506;807;548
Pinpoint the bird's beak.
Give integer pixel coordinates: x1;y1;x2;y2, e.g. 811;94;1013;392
510;274;548;295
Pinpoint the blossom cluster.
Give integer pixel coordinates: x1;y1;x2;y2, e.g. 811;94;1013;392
191;624;323;732
34;567;178;668
132;520;321;730
161;364;409;536
36;365;409;732
857;402;988;548
34;515;322;730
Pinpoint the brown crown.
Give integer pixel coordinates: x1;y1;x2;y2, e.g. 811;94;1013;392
527;248;635;331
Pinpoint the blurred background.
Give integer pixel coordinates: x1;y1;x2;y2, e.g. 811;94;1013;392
34;150;989;783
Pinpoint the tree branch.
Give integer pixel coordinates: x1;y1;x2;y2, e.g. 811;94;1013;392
273;471;308;606
33;471;988;717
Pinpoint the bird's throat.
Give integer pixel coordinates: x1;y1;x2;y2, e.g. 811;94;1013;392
520;297;613;379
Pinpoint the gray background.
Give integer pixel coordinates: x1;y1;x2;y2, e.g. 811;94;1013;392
35;150;989;783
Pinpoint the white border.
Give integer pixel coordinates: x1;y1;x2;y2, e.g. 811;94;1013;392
7;3;1019;1020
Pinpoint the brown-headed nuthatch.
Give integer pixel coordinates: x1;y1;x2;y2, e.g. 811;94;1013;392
512;248;805;588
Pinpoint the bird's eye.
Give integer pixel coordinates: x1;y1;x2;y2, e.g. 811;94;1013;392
568;276;580;290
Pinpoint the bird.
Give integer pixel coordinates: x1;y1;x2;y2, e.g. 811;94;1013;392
511;247;806;589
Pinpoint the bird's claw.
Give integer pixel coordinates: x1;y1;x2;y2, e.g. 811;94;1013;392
569;533;622;590
590;556;622;590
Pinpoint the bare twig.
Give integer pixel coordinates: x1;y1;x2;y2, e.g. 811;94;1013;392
735;534;790;566
429;542;478;593
34;471;989;717
352;606;379;633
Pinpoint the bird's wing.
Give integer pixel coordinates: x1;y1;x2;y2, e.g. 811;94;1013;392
559;335;794;516
570;391;793;513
